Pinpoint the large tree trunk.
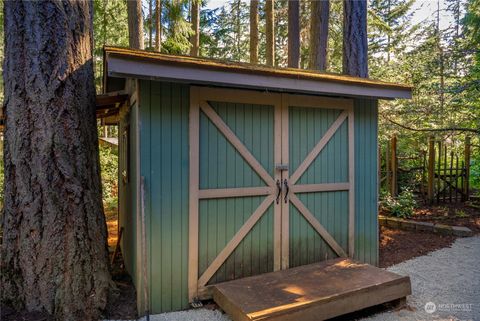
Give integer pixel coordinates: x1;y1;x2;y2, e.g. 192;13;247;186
250;0;259;64
343;0;368;77
149;0;153;48
1;1;111;320
265;0;275;66
288;0;300;68
309;0;329;70
190;0;200;56
127;0;144;49
155;0;162;51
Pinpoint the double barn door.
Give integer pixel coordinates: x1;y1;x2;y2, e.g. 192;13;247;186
188;87;355;301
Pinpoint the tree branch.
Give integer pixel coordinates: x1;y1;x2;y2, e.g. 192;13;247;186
381;115;480;134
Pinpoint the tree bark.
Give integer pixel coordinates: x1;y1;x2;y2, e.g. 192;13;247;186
127;0;144;49
190;0;200;56
343;0;368;77
1;1;111;320
250;0;259;64
265;0;275;66
149;0;153;48
155;0;162;51
309;0;329;70
288;0;300;68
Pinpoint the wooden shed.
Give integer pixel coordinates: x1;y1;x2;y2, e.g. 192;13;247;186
103;46;412;316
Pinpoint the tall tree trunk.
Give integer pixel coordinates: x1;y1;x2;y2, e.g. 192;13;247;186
250;0;259;64
190;0;200;56
128;0;144;49
288;0;300;68
1;1;111;320
309;0;329;70
437;0;445;116
386;0;391;62
343;0;368;77
155;0;162;51
266;0;275;66
149;0;153;48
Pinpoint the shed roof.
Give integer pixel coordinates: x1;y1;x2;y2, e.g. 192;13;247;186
104;46;412;100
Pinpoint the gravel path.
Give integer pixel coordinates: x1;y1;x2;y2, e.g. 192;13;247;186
110;236;480;321
361;235;480;321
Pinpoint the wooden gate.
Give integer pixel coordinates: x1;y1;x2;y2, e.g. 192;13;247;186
188;87;355;301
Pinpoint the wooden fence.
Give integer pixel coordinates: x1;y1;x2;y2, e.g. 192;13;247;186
380;135;471;204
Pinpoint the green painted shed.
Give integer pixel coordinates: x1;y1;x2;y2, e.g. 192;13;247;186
103;46;412;315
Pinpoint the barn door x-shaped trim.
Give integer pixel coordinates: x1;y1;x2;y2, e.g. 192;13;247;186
188;87;355;301
188;87;282;301
279;94;355;271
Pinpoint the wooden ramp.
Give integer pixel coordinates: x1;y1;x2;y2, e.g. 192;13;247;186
212;258;411;321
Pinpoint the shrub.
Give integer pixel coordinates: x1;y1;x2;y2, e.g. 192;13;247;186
99;145;118;211
380;188;416;218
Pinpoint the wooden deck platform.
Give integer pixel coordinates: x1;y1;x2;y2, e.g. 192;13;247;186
212;258;411;321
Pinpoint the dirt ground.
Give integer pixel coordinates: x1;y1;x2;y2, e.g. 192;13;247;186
104;208;138;320
378;202;479;267
379;225;456;267
105;209;119;249
409;202;480;233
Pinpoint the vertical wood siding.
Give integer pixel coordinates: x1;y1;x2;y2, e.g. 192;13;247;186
198;101;275;284
124;82;379;314
354;99;379;266
139;80;190;312
288;106;349;266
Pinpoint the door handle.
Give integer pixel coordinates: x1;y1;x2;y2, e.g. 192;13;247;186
284;179;289;203
276;179;282;204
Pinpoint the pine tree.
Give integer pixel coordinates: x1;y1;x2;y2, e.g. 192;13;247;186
164;0;193;54
343;0;368;77
288;0;300;68
250;0;260;63
309;0;330;70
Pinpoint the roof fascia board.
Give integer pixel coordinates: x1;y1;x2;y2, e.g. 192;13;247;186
107;55;412;100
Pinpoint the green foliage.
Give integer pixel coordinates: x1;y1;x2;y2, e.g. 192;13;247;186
99;145;118;211
93;0;129;91
471;151;480;189
0;140;3;210
163;0;194;54
201;1;250;61
380;189;417;218
455;209;469;217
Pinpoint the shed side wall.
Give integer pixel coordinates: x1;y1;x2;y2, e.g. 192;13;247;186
354;98;379;266
139;80;191;313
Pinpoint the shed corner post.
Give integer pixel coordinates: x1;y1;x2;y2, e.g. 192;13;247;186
348;104;355;258
188;86;200;303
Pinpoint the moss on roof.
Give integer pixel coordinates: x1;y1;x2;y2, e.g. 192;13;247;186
104;46;412;92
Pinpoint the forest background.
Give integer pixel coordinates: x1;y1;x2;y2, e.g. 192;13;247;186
0;0;478;209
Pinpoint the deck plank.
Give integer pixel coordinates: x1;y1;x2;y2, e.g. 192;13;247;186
212;258;411;321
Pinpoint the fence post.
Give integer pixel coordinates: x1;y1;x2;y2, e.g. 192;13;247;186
390;135;398;197
386;144;390;193
427;136;435;203
464;136;471;201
